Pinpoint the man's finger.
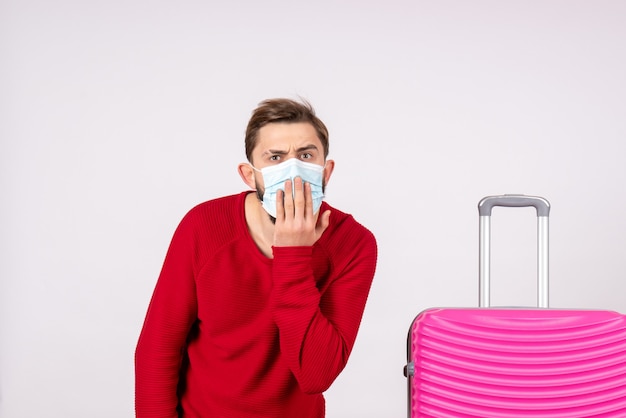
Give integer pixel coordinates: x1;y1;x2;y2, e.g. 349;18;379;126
282;179;294;217
275;188;285;220
293;177;306;212
303;181;313;217
316;210;331;238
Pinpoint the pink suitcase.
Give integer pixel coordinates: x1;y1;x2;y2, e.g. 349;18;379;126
404;195;626;417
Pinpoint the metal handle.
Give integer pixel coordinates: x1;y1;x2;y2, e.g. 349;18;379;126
478;195;550;308
478;195;550;217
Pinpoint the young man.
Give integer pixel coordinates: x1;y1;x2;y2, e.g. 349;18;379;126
135;98;378;417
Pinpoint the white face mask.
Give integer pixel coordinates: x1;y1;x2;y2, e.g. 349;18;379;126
252;158;325;218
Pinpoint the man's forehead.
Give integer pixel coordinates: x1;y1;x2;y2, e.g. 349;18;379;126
255;123;322;151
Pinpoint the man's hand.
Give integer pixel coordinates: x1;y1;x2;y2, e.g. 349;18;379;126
273;177;330;247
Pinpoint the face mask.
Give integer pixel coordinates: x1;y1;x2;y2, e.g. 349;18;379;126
252;158;325;218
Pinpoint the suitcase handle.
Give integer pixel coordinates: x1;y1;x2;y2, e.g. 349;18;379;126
478;195;550;217
478;195;550;308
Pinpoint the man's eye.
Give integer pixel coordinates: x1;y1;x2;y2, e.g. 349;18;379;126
270;155;281;161
301;153;312;159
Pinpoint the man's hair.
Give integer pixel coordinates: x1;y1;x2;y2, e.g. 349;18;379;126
244;98;329;162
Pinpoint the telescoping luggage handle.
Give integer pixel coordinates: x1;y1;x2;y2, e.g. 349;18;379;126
478;195;551;308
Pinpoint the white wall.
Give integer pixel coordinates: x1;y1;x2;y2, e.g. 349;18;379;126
1;1;625;417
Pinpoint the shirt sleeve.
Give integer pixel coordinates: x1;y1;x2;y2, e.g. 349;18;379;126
270;225;377;394
135;215;199;418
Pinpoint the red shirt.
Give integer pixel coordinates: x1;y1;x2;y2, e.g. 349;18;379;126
135;192;377;417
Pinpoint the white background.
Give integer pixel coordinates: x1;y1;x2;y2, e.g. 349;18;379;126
1;1;625;417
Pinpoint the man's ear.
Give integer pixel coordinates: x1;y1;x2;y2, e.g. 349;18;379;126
323;159;335;185
238;163;256;190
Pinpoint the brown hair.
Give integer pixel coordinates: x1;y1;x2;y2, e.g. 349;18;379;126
244;98;329;162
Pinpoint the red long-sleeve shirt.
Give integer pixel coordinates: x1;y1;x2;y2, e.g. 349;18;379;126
135;191;377;417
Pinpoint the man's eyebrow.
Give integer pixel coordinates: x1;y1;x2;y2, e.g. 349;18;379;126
296;144;319;152
263;149;288;156
262;144;319;156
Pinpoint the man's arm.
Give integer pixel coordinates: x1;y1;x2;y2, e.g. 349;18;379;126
271;178;377;393
135;217;198;417
271;237;376;393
